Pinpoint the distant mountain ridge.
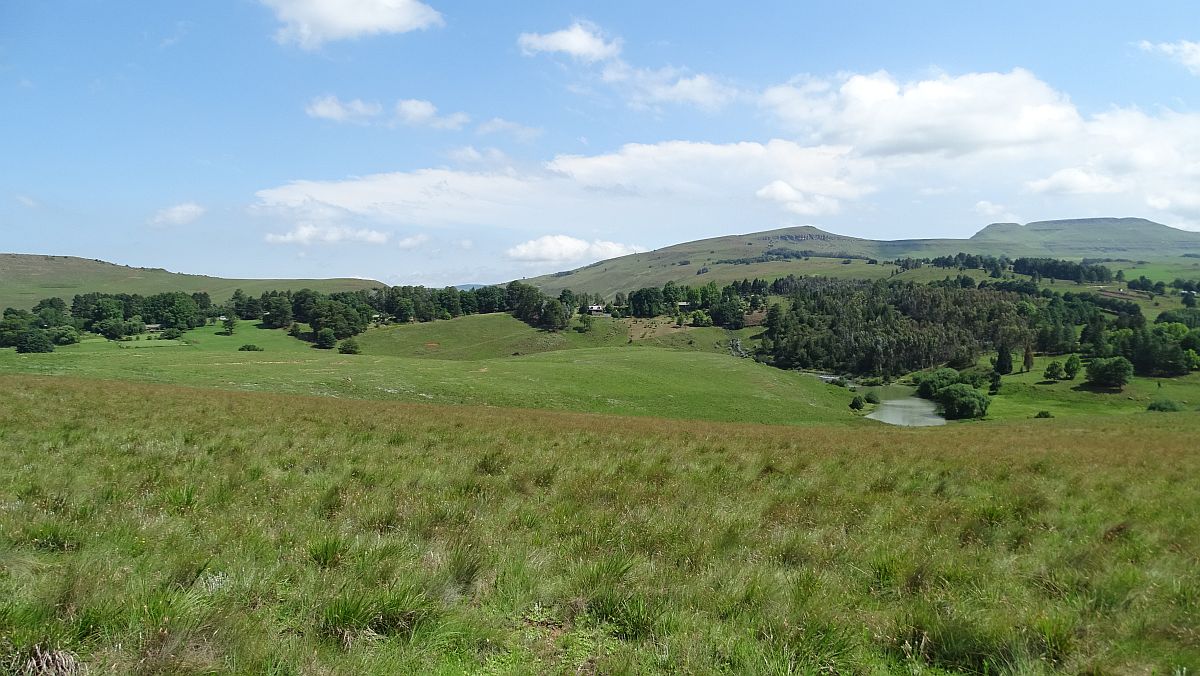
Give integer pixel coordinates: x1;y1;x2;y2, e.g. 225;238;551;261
525;218;1200;295
0;253;384;310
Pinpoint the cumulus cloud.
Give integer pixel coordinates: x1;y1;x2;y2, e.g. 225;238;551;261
254;66;1200;241
1138;40;1200;75
1026;168;1122;195
265;223;389;245
518;22;621;63
396;233;430;249
520;21;736;111
150;202;205;226
476;117;542;141
602;63;739;110
395;99;470;129
505;235;644;264
253;139;875;237
260;0;443;49
549;139;873;215
447;145;508;164
305;95;383;123
761;69;1081;156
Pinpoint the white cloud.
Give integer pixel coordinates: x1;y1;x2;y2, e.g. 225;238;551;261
602;63;738;110
1026;168;1122;195
973;200;1006;217
761;69;1081;156
396;233;430;249
476;117;542;141
1138;40;1200;75
517;22;621;63
14;194;37;208
972;200;1021;222
260;0;443;50
549;139;874;215
447;145;508;164
305;95;383;123
506;235;644;264
265;223;389;245
253;139;875;235
521;21;735;111
395;99;469;129
150;202;205;226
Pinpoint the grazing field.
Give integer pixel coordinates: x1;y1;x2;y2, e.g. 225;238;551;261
983;353;1200;420
356;313;632;360
1;376;1197;673
0;253;382;310
0;322;858;427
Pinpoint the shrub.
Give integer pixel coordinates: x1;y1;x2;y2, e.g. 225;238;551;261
238;344;263;352
936;384;990;419
1086;356;1134;389
47;326;80;345
1063;354;1081;379
337;338;361;355
1035;410;1054;418
916;368;960;399
315;328;337;349
160;327;184;340
849;395;865;411
1043;361;1064;381
14;329;54;354
864;391;881;405
1147;398;1184;412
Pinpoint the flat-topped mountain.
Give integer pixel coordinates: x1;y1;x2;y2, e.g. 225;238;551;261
526;218;1200;296
0;253;383;310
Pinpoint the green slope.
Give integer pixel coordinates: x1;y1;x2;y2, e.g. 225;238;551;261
0;253;383;309
526;218;1200;296
0;321;859;426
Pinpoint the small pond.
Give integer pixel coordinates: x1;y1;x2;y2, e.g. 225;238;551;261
865;385;946;427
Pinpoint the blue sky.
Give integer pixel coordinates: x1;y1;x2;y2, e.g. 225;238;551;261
2;1;1199;286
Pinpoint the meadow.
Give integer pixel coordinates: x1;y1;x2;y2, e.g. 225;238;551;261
1;375;1197;674
0;319;859;427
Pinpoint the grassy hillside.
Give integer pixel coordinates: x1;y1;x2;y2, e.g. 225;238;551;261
1;375;1196;673
526;218;1200;296
0;322;858;426
0;253;383;309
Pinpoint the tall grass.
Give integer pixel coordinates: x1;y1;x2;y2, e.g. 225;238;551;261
0;374;1197;672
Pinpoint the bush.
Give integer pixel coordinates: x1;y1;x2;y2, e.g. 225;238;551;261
1034;410;1054;418
1147;398;1184;412
338;338;361;355
14;329;54;354
1043;361;1064;381
1063;354;1081;379
849;395;865;411
238;344;263;352
46;326;80;345
160;327;184;340
1086;356;1134;389
936;383;990;419
916;368;960;399
864;391;881;405
315;328;337;349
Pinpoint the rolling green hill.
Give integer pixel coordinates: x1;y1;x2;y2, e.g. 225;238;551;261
0;321;859;427
0;253;383;309
526;218;1200;296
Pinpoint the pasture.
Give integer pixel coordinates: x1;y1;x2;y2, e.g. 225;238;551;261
0;375;1197;673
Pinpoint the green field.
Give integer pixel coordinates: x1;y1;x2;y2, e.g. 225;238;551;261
1;375;1196;673
0;320;859;427
0;253;383;310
